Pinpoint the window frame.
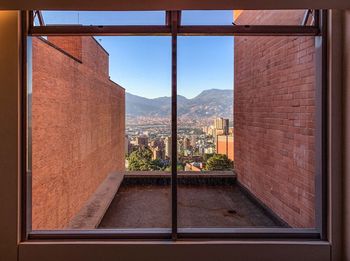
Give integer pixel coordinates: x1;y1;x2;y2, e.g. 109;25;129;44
22;9;328;242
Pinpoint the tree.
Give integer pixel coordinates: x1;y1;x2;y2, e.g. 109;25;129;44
127;147;153;171
165;164;184;172
205;154;233;171
127;147;169;171
203;153;214;162
150;159;167;171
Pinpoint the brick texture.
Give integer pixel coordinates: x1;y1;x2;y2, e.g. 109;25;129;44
32;36;125;229
234;11;315;227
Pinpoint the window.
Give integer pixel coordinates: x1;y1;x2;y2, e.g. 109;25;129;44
25;10;326;241
35;11;166;25
29;35;172;231
181;10;233;25
233;10;316;25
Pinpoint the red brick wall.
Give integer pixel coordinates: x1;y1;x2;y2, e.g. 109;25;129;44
234;10;306;25
48;36;83;61
32;36;125;229
234;11;315;227
48;36;109;77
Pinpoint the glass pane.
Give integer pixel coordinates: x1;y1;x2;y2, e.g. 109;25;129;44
181;10;309;26
177;33;316;229
36;11;165;26
233;10;311;25
177;36;236;228
29;35;171;230
100;36;172;229
181;10;233;25
234;35;316;228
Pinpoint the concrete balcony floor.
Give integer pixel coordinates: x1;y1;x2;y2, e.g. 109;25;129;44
98;172;285;229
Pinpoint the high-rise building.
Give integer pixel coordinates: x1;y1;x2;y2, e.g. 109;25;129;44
214;117;229;135
125;135;130;155
203;125;215;136
216;134;234;161
207;125;215;136
152;146;165;160
183;137;191;150
165;136;171;159
150;139;161;148
190;135;197;147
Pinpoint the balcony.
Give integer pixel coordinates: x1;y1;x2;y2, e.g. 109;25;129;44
67;171;287;230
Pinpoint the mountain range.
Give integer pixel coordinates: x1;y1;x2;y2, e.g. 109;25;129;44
126;89;233;120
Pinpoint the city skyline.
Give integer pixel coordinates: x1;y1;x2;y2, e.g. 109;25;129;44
125;116;234;172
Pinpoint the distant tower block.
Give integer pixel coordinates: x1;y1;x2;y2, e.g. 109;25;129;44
214;117;229;135
165;136;172;159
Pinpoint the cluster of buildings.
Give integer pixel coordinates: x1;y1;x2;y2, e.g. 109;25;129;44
125;133;172;162
125;117;234;171
183;117;234;171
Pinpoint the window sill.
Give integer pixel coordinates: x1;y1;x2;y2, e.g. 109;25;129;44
19;240;331;261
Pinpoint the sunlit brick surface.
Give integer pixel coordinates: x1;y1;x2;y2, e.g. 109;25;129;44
234;11;315;227
32;36;125;229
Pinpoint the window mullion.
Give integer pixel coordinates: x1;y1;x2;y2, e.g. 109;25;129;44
171;10;179;241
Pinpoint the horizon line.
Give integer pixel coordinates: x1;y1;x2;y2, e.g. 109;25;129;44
126;88;233;100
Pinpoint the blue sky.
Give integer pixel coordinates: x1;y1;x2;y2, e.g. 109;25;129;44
41;11;234;99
